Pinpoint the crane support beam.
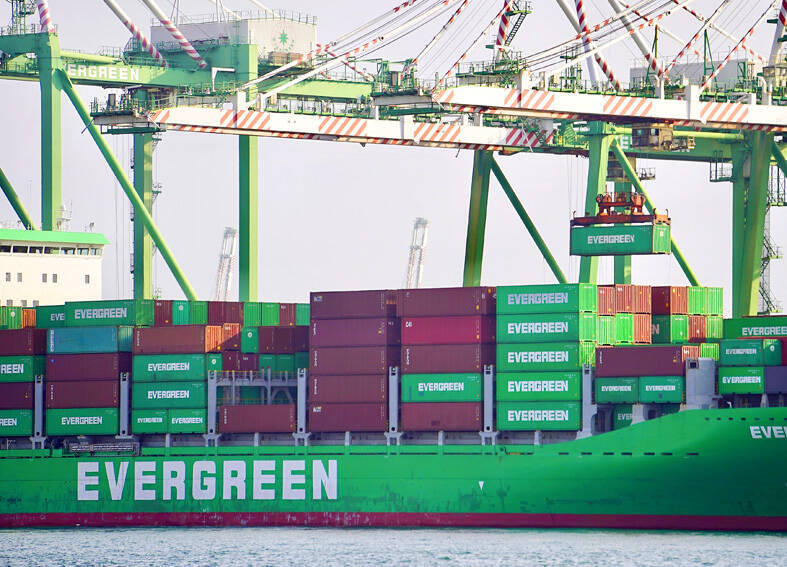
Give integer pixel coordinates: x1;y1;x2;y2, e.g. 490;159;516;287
0;167;38;230
771;141;787;177
613;181;632;284
579;122;613;283
238;135;259;302
610;139;700;286
731;144;747;317
463;151;493;286
54;69;198;300
490;157;567;284
38;33;62;231
133;133;154;299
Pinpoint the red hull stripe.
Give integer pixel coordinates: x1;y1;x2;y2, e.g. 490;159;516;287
1;512;784;531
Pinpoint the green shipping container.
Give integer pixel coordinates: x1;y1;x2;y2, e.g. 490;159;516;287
597;316;616;346
612;405;633;430
206;354;222;374
243;303;262;327
131;381;206;409
705;316;723;340
0;306;22;329
723;316;787;339
241;327;259;353
699;343;720;360
259;354;275;374
718;366;765;395
131;409;168;434
64;299;154;327
172;301;190;325
132;354;207;382
294;351;309;370
239;386;262;405
615;313;634;344
569;224;671;256
705;288;723;316
296;304;310;326
639;376;684;404
496;284;597;315
496;313;596;344
0;409;33;436
719;339;782;366
687;287;706;315
47;326;133;354
497;401;581;431
496;342;595;372
35;305;67;328
168;409;207;434
189;301;208;325
401;373;482;403
262;303;280;326
45;408;119;436
495;371;581;402
275;354;295;374
595;377;638;404
0;356;45;383
651;315;688;344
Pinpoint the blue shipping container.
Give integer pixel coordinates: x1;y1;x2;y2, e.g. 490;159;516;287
47;326;133;354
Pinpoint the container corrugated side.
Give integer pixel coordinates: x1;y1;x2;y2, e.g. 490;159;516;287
699;342;720;360
219;404;296;433
401;344;494;374
0;329;47;356
35;305;67;328
706;316;723;340
309;375;387;403
48;326;133;354
65;299;154;327
154;300;173;326
687;287;706;315
594;377;638;404
597;286;615;316
397;287;495;317
295;304;310;326
497;312;596;344
496;342;595;372
495;371;581;401
132;354;207;382
651;286;688;315
496;401;581;430
241;327;259;353
597;316;616;345
651;315;688;344
0;356;45;382
188;301;208;325
45;408;119;436
570;224;670;256
639;376;684;403
705;287;724;316
595;345;686;377
311;318;400;347
0;306;22;329
131;409;168;434
311;346;400;375
172;301;190;325
401;316;494;345
400;402;481;431
0;382;34;409
497;284;596;315
718;366;765;394
308;402;387;432
167;409;206;434
131;381;206;409
0;409;33;436
46;380;119;408
310;290;397;319
46;353;131;381
401;373;482;402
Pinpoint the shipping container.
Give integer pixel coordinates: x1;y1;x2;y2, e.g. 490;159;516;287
638;376;684;403
48;326;132;354
132;353;207;382
597;316;616;345
614;284;651;314
296;304;310;326
0;329;47;355
258;354;293;374
723;316;787;340
258;326;308;354
46;380;119;409
651;286;688;315
131;409;168;434
310;318;400;348
651;315;688;344
595;345;688;377
154;300;173;326
309;374;387;403
0;306;22;329
705;287;724;316
497;312;596;344
402;344;493;374
222;351;259;372
64;299;154;327
706;316;723;340
570;224;671;256
45;407;119;436
615;313;652;344
46;353;131;382
0;355;45;382
294;351;309;370
597;286;615;316
0;409;33;436
401;373;482;403
398;287;495;317
687;287;706;315
208;301;243;325
401;402;481;431
242;302;280;327
206;353;222;374
172;301;190;325
688;315;707;343
718;366;765;395
401;316;494;345
241;327;259;353
132;326;222;354
594;377;638;404
21;309;36;328
495;371;581;402
496;342;595;372
718;339;782;366
310;290;397;319
311;346;400;375
765;366;787;394
0;382;34;409
699;342;720;360
34;305;67;328
188;301;208;325
496;401;581;430
278;303;296;327
498;284;596;315
308;402;387;432
222;323;241;351
167;409;206;434
131;381;206;409
612;404;633;430
219;404;296;433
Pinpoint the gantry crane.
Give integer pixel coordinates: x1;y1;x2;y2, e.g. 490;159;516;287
213;227;238;302
404;217;429;289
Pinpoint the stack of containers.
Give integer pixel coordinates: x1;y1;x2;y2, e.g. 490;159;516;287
0;329;46;438
398;287;495;432
651;286;723;358
596;285;652;345
687;286;724;344
495;284;596;432
308;290;399;433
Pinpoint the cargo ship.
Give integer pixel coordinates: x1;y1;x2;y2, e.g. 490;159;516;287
1;284;786;531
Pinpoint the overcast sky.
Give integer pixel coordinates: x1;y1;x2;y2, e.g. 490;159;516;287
0;0;784;315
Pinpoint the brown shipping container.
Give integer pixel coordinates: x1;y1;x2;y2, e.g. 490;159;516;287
688;315;706;343
651;286;688;315
46;380;119;409
308;402;387;432
633;285;652;314
614;285;635;314
46;353;132;381
397;287;495;317
401;315;495;345
278;303;297;327
223;351;259;372
633;314;652;344
310;290;397;319
401;402;482;432
402;344;495;374
309;374;388;403
310;346;400;375
133;325;223;354
219;404;295;433
683;345;700;360
208;301;244;325
154;300;173;326
0;329;47;356
598;286;616;316
310;318;400;348
222;323;241;351
22;309;36;328
259;326;309;354
0;382;34;410
596;346;687;377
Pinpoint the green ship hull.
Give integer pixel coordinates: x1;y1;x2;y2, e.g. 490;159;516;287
1;408;785;530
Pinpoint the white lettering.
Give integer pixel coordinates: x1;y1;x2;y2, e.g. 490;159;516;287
74;307;127;320
312;460;338;501
283;460;305;500
0;364;24;374
506;351;570;364
587;234;635;245
105;462;128;501
742;326;787;337
222;461;246;500
192;461;216;500
0;418;18;427
507;292;570;306
417;382;465;392
77;462;99;501
252;460;275;500
147;362;190;372
134;461;156;501
163;461;186;501
147;390;190;399
61;416;103;426
506;409;571;422
507;380;570;392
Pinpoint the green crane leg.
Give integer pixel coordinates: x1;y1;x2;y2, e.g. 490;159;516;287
613;181;632;284
0;167;38;230
54;69;198;301
133;133;154;299
490;157;567;284
579;122;613;283
771;141;787;177
731;144;748;317
610;140;700;286
239;135;259;302
463;151;492;287
38;34;62;230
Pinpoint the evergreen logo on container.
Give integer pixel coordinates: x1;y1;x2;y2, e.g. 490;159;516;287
507;322;569;335
0;363;24;374
0;418;17;427
506;409;570;422
507;293;569;305
74;308;128;320
507;351;569;363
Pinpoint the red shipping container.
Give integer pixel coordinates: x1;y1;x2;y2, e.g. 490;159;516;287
310;318;400;348
21;309;36;328
401;344;494;374
633;285;652;314
46;353;132;381
133;326;223;354
401;315;495;345
258;326;308;354
688;315;706;343
652;286;688;315
397;287;496;317
0;329;46;356
597;287;616;316
222;323;241;351
0;382;34;410
154;300;173;326
208;301;244;325
308;402;387;432
310;290;397;319
46;380;119;409
278;303;297;327
219;404;295;433
310;346;400;375
222;351;259;372
633;313;652;344
596;346;688;377
309;374;388;403
683;345;700;360
401;402;481;432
